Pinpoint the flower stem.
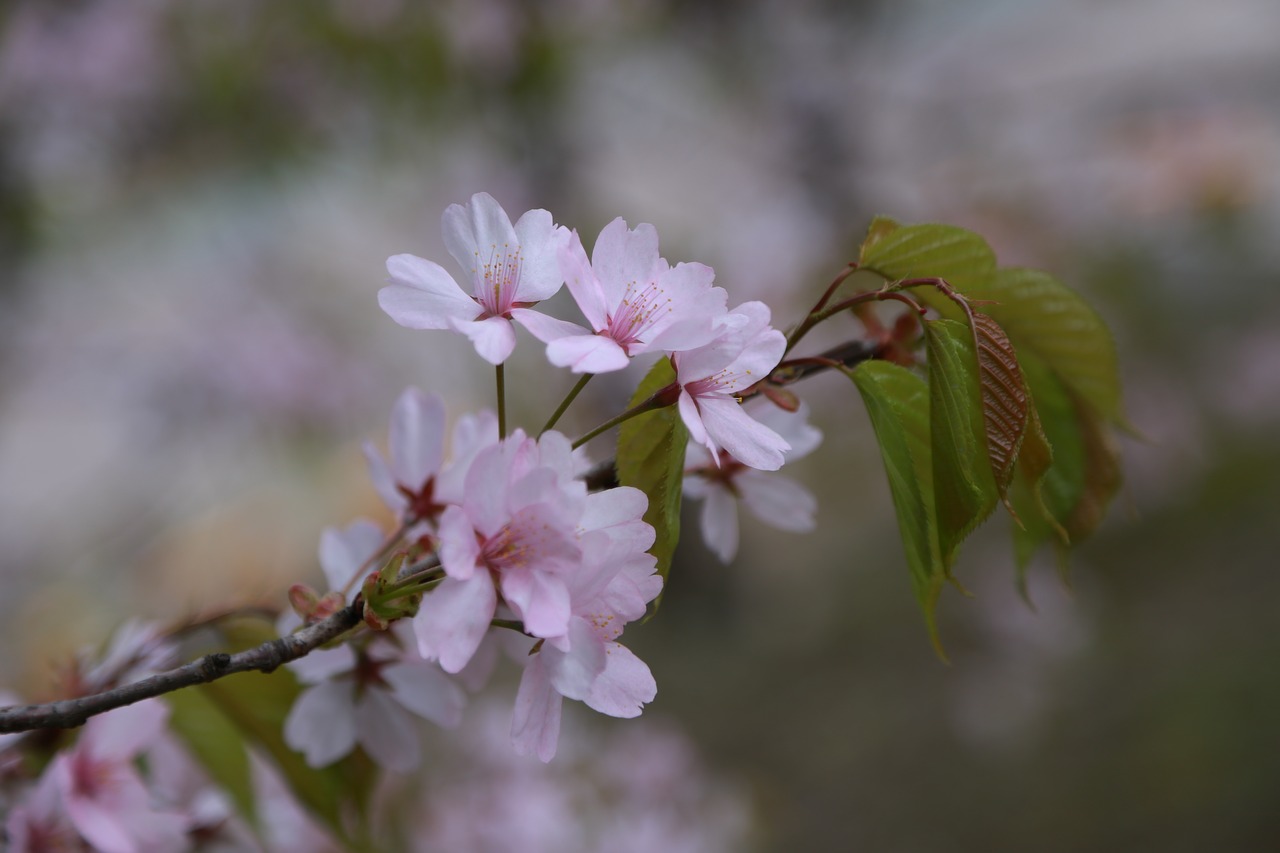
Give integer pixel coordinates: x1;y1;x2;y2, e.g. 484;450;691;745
540;374;593;436
496;364;507;437
571;383;677;450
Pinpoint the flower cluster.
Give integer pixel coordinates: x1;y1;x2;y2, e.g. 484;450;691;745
274;192;822;766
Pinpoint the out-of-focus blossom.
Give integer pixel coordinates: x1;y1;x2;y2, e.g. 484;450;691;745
684;400;822;562
283;521;465;771
526;218;727;373
76;620;178;694
363;387;447;524
673;302;790;471
46;700;188;853
379;192;571;364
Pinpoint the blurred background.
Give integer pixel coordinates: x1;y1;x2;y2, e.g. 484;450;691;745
2;0;1279;849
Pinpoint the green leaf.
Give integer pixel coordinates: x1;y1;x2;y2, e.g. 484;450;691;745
925;319;1000;568
964;267;1126;426
616;357;688;609
859;221;997;317
166;687;256;824
850;360;946;656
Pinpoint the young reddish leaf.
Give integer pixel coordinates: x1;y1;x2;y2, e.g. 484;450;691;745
616;357;687;608
925;319;1000;570
969;311;1030;511
1063;399;1123;543
849;360;947;657
964;267;1126;427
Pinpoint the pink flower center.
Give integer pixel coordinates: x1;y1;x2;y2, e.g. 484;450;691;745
607;279;671;347
472;243;524;317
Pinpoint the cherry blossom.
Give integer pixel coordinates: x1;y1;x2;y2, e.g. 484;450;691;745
283;523;465;771
415;429;586;672
522;218;727;373
44;700;189;853
363;387;447;524
684;400;823;562
672;301;790;471
511;488;662;761
378;192;570;364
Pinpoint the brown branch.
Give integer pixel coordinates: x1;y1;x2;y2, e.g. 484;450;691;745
0;602;363;734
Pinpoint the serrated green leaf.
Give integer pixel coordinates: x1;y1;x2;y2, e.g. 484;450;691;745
859;222;997;317
616;358;687;608
925;319;1000;568
166;687;256;824
849;360;946;656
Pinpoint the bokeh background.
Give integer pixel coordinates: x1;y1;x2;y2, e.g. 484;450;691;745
3;0;1279;849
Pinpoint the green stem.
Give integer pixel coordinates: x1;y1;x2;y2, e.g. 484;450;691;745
540;374;593;436
571;385;677;450
496;363;507;437
340;520;409;598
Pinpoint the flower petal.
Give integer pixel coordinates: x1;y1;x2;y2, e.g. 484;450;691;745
449;314;518;365
545;332;631;374
584;643;656;719
414;573;497;673
442;192;519;285
501;568;571;639
738;471;817;532
356;688;420;773
510;306;591;343
382;660;466;729
559;229;609;330
512;209;567;302
284;681;357;768
700;484;740;563
545;617;608;701
390;388;446;492
696;395;789;471
511;654;563;763
381;254;479;329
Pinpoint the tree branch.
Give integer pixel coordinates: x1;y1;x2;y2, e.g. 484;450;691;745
0;601;363;734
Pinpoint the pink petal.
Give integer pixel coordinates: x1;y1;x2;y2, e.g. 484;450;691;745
355;689;420;773
84;699;169;762
389;388;446;492
738;471;817;532
545;617;608;701
318;519;384;595
362;440;404;514
461;442;513;538
511;655;563;763
438;505;481;580
510;306;591;343
750;399;823;460
382;660;466;729
442;192;519;283
449;315;518;365
414;573;497;674
501;568;571;639
591;218;662;308
511;209;566;302
700;485;740;563
677;389;713;453
584;643;656;719
580;487;648;532
284;681;357;768
696;395;789;471
545;333;631;374
287;645;356;685
559;230;609;330
381;254;479;328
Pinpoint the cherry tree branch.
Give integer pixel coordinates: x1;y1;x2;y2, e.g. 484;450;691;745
0;336;887;736
0;601;363;734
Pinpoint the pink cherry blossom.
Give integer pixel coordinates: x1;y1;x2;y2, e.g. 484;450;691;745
416;430;586;673
511;488;662;762
684;400;823;562
379;192;570;364
283;524;465;771
45;700;189;853
363;387;447;523
672;301;790;471
521;218;727;373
